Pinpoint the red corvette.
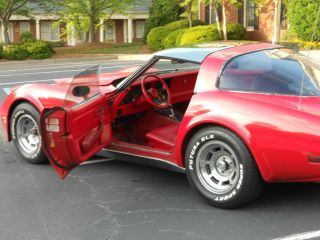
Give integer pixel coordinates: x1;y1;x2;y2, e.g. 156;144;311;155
2;43;320;208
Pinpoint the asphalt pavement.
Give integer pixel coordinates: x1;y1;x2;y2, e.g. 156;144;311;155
1;59;320;240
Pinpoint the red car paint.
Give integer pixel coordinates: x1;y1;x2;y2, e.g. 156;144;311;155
2;43;320;183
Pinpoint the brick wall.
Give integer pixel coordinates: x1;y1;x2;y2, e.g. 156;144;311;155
198;0;277;42
115;20;124;43
246;0;275;41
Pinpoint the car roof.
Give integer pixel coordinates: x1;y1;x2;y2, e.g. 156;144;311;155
154;47;232;63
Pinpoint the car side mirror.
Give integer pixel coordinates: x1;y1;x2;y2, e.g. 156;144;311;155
72;86;90;98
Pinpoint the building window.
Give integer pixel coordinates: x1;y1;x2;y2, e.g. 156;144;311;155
41;22;60;41
205;4;210;24
280;3;287;29
104;21;115;42
135;21;145;39
238;5;244;25
246;0;259;30
20;22;30;34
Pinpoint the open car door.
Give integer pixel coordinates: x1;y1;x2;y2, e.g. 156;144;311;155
40;66;112;178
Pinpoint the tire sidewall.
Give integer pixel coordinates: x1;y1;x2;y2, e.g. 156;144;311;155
185;128;247;206
11;104;44;163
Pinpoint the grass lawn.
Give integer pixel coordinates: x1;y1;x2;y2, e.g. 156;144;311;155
53;42;152;57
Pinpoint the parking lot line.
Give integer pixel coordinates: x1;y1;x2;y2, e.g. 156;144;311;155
0;79;56;86
3;88;11;95
0;64;141;77
0;61;137;73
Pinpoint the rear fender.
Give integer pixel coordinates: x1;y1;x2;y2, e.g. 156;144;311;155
175;113;273;182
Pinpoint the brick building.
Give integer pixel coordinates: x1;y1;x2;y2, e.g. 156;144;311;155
198;0;287;43
0;0;151;45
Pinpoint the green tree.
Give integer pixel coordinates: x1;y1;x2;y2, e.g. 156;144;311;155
180;0;199;28
287;0;320;42
54;0;137;43
0;0;30;44
145;0;183;39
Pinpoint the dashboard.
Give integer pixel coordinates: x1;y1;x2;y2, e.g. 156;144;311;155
110;70;198;120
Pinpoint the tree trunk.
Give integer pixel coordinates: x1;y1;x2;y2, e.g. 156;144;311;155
212;0;221;34
89;0;96;43
222;0;228;41
187;1;193;28
0;20;11;45
89;15;96;43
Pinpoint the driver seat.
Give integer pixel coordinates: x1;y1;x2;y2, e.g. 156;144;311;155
146;122;180;150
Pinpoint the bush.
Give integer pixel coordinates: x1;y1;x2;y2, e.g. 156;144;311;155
0;43;3;59
24;41;54;59
226;23;245;40
46;41;65;48
179;25;222;45
287;0;320;42
3;45;29;60
163;23;245;48
20;31;36;43
163;28;187;48
2;40;53;60
144;0;183;40
147;19;204;50
166;19;204;28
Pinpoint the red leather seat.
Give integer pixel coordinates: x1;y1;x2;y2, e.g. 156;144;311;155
146;122;180;150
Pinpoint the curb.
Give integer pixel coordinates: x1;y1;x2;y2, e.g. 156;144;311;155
300;50;320;62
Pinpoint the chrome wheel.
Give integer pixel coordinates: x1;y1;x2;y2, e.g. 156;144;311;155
16;114;41;155
196;141;240;194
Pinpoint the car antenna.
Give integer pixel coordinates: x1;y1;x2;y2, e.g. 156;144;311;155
298;3;320;110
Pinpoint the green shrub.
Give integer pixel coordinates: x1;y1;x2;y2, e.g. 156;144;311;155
179;25;222;45
24;41;54;59
0;43;3;59
226;23;245;40
147;26;175;50
166;19;204;29
144;0;183;40
3;45;29;60
46;41;65;48
163;28;187;48
20;31;36;43
287;0;320;42
147;19;204;50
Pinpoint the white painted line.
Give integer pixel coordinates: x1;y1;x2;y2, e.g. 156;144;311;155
80;158;114;165
0;64;141;77
272;230;320;240
0;78;56;86
3;88;11;95
0;60;141;73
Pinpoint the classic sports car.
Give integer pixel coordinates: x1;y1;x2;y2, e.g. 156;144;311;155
1;43;320;208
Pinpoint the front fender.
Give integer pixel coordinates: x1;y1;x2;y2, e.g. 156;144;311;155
0;84;66;142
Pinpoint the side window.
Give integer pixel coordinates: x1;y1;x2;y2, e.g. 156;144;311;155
218;49;320;96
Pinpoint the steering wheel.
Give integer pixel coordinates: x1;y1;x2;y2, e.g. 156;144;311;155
141;74;171;109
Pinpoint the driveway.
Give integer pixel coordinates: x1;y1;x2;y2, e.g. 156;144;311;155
1;59;320;240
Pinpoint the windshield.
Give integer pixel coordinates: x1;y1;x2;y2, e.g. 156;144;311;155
64;65;102;108
116;57;200;89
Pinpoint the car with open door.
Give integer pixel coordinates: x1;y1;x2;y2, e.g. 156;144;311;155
2;43;320;209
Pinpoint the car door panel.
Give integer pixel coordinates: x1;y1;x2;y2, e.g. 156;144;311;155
41;94;112;179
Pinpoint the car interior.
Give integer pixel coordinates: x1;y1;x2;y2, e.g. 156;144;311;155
109;58;200;151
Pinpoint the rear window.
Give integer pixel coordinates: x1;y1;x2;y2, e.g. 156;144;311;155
219;49;320;96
